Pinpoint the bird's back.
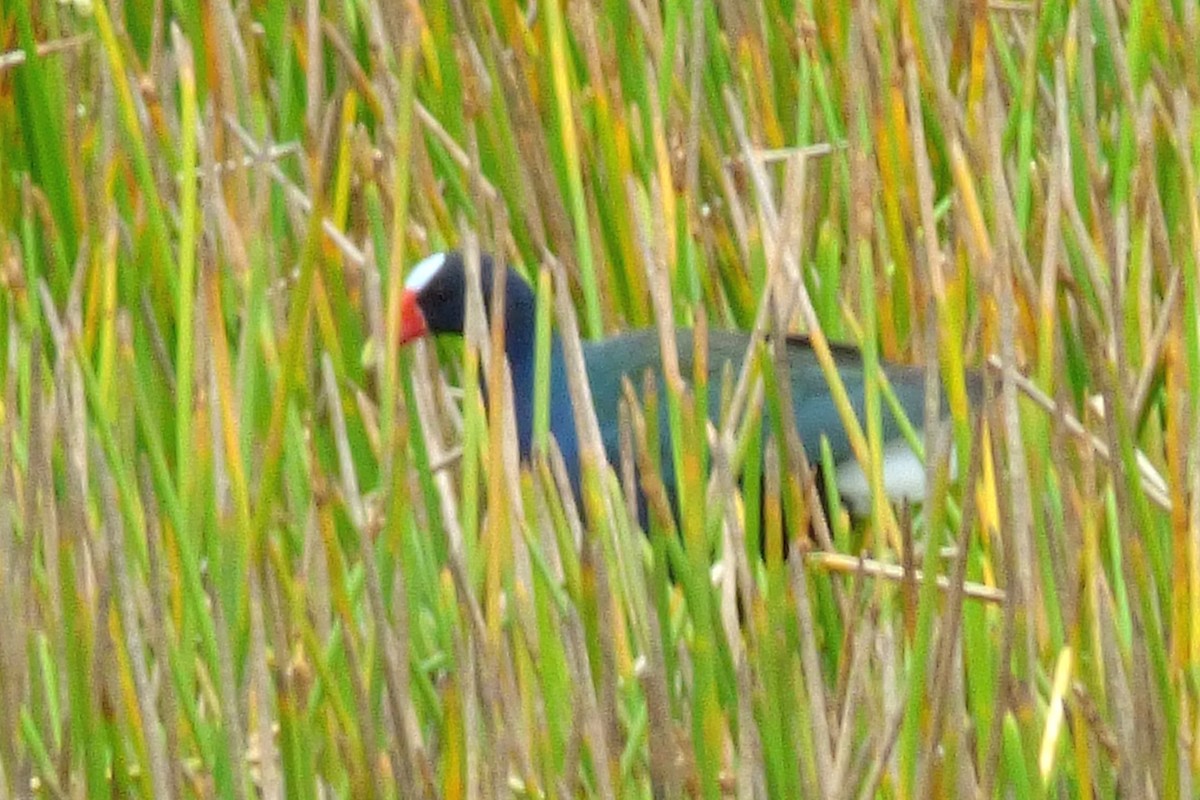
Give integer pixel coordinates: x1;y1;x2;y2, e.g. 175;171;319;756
583;329;937;461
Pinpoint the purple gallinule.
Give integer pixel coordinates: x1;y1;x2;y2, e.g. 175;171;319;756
399;251;961;516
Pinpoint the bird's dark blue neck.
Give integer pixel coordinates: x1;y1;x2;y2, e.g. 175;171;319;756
464;271;581;494
501;323;578;467
499;318;538;456
470;283;575;466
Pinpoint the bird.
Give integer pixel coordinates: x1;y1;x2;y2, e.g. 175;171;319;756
398;250;968;520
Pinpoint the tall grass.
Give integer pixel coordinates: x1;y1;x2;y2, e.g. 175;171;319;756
1;0;1198;797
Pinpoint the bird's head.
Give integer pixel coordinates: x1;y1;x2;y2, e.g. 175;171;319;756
398;251;534;345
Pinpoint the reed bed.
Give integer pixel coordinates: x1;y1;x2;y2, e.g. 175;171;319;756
1;0;1198;797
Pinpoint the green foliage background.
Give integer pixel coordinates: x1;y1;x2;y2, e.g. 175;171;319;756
0;0;1198;797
